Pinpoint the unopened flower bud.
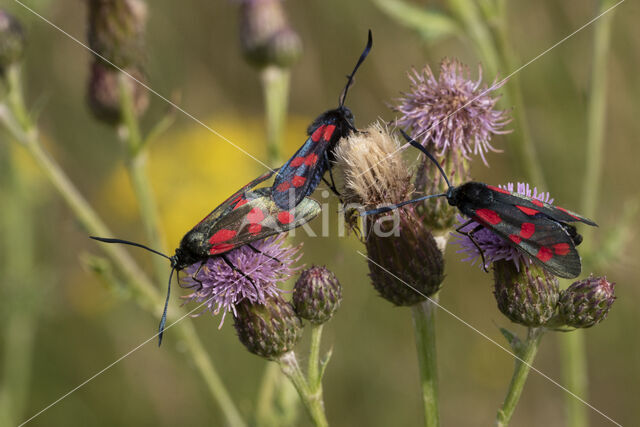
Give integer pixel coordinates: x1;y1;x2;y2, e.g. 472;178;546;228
239;0;302;69
558;275;615;328
493;260;559;327
292;266;342;324
87;60;148;125
0;10;25;76
367;210;444;305
87;0;147;68
234;295;302;359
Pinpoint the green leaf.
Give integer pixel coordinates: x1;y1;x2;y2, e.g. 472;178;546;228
373;0;460;43
499;327;523;352
318;347;333;382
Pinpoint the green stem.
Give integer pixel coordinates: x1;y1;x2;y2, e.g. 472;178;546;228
411;298;440;427
307;324;324;389
278;352;329;427
260;66;290;167
492;2;546;188
562;4;616;426
0;142;38;426
0;69;245;427
496;328;544;426
118;74;168;283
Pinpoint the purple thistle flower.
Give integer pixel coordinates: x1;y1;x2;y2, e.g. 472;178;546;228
451;183;553;269
394;58;511;168
181;234;303;327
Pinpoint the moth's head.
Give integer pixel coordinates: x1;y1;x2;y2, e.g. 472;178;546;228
307;106;355;136
447;182;488;207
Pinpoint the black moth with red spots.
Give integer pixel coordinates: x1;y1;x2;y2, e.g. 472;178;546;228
91;168;321;344
272;30;372;210
363;130;597;279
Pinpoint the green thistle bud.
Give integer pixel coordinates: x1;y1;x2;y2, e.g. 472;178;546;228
87;0;147;68
0;10;25;76
87;60;148;125
558;275;615;328
234;295;302;360
292;266;342;324
367;210;444;306
239;0;302;69
493;260;560;327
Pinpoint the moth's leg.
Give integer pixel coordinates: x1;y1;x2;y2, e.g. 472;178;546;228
183;262;205;292
221;254;259;293
455;220;489;273
322;151;343;202
247;243;282;264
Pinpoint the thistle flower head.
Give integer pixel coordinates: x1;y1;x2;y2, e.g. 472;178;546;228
558;275;615;328
394;58;510;170
87;60;148;125
181;234;302;327
334;121;414;208
452;182;553;270
493;260;560;327
87;0;147;68
292;266;342;324
0;9;25;76
234;294;302;359
238;0;302;69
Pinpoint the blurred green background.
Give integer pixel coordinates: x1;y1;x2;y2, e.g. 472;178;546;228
1;0;639;426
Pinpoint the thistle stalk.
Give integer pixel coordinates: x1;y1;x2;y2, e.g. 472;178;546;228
412;298;440;427
261;66;290;167
496;328;544;426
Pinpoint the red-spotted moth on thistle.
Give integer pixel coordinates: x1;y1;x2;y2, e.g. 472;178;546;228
91;169;320;345
271;30;372;210
363;130;597;279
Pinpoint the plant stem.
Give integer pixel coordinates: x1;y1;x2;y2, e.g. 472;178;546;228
0;141;38;426
307;324;324;388
118;73;168;283
492;2;546;188
561;4;616;426
260;66;290;167
496;327;544;426
278;351;329;427
0;68;245;427
412;298;440;427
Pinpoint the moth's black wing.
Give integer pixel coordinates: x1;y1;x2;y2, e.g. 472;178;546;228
470;200;582;279
485;185;597;226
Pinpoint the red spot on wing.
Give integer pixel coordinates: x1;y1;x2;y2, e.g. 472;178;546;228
475;208;502;225
323;124;336;141
520;222;535;239
556;206;581;220
290;157;305;167
209;229;237;245
278;211;294;224
487;185;510;195
233;198;248;210
292;176;306;187
553;243;570;255
305;153;319;166
209;243;235;255
311;125;326;142
536;246;553;262
276;182;291;192
248;223;262;235
509;234;522;244
246;207;264;224
516;205;539;216
531;199;544;207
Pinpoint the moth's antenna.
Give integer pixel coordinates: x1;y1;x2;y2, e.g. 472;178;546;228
361;193;447;216
338;30;373;107
399;129;452;190
157;267;174;346
90;236;172;260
